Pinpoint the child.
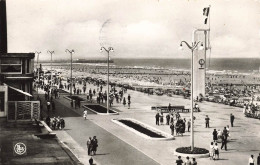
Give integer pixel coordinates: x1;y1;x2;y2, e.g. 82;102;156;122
214;143;219;160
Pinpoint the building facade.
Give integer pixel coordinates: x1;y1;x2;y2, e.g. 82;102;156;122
0;53;35;117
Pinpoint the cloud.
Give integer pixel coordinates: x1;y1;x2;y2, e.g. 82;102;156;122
5;0;260;59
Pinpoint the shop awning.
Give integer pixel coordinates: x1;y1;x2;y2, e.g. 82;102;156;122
3;83;33;97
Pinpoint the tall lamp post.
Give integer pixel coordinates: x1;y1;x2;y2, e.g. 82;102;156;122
65;49;75;98
47;50;55;88
179;41;203;151
35;51;41;97
100;46;114;114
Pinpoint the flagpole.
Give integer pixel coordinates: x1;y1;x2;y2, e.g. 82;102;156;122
208;5;211;68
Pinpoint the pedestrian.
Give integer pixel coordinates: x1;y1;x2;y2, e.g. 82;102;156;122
205;115;210;128
209;142;214;160
257;153;260;165
60;118;65;129
249;155;255;165
83;109;88;120
47;100;51;112
187;119;191;132
128;99;131;109
87;137;92;155
168;103;171;112
176;156;183;165
170;122;175;136
166;113;170;125
91;136;98;155
214;143;219;160
128;94;131;102
56;116;61;129
170;114;174;124
89;157;93;165
45;116;51;127
155;112;160;125
184;156;191;165
191;158;197;165
123;97;126;107
213;129;218;142
52;117;57;130
160;112;164;125
230;113;235;127
221;127;228;151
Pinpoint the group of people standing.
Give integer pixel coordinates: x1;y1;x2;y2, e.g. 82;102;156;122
45;116;65;130
155;111;192;137
176;156;197;165
86;136;99;156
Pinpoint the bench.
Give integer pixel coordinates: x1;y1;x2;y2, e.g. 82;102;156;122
34;118;56;138
151;106;191;113
151;106;200;113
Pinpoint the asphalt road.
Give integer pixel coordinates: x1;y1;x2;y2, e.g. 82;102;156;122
39;94;159;165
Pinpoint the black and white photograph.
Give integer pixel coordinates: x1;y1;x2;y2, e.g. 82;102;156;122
0;0;260;164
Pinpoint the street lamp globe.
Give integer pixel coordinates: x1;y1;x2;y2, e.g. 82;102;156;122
199;42;204;50
179;43;183;50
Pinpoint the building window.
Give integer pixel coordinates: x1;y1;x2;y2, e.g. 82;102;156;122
0;58;22;73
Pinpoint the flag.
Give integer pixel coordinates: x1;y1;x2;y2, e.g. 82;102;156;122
203;7;210;24
204;18;208;24
203;7;210;16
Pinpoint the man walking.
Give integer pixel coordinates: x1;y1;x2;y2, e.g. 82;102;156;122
170;122;175;136
230;113;235;127
87;137;92;155
187;119;191;132
221;127;228;151
166;113;170;125
257;153;260;165
155;113;160;125
205;115;210;128
249;155;255;165
47;100;51;112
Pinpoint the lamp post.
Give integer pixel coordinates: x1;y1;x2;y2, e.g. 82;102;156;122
179;41;203;151
35;51;41;97
47;50;55;88
100;47;114;114
65;49;75;98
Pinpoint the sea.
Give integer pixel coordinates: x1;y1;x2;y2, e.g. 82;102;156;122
113;58;260;73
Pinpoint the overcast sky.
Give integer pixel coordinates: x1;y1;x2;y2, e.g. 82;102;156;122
6;0;260;60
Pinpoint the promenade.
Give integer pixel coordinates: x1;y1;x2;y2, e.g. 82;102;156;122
39;82;260;165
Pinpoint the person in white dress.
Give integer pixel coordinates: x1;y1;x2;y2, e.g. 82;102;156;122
83;109;88;120
209;142;215;160
214;143;219;160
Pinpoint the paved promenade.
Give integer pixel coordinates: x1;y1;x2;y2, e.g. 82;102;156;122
39;83;260;165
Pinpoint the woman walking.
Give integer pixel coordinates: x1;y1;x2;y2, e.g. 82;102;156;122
210;142;215;160
83;109;88;120
213;129;218;142
123;97;126;107
214;143;219;160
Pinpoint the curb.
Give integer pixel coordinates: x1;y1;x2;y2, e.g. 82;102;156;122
83;105;119;115
112;118;174;141
174;150;210;158
57;139;84;165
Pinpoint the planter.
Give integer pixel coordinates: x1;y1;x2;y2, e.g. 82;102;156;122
83;104;119;115
174;147;209;158
112;118;174;140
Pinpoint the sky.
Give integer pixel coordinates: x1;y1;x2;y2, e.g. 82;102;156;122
5;0;260;60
